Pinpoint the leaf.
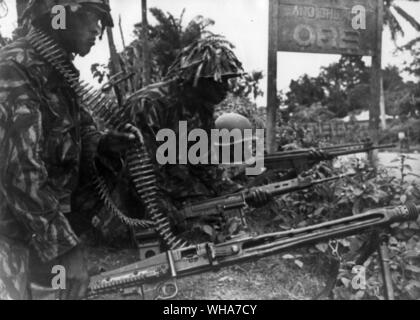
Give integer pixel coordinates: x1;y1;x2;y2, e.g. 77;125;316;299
202;225;214;237
400;195;407;204
392;4;420;31
354;188;364;197
366;195;380;204
294;260;304;269
352;199;361;215
218;276;233;283
405;265;420;274
316;243;329;253
297;221;307;228
405;280;420;300
403;165;413;172
408;173;420;179
313;207;325;216
339;239;351;248
340;278;351;288
409;222;420;230
227;219;240;235
282;254;294;260
353;290;365;300
404;250;420;259
349;237;364;253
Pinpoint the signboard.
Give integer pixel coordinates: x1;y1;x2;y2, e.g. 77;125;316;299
274;0;378;56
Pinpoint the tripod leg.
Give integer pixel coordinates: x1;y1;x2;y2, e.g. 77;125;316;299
378;234;395;300
313;256;341;300
355;231;380;265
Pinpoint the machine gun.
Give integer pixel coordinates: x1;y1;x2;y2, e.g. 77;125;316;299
87;203;420;300
176;173;354;227
262;142;395;173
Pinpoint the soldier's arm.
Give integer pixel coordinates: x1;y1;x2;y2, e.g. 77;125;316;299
79;107;105;160
128;96;165;157
79;106;138;176
0;62;80;263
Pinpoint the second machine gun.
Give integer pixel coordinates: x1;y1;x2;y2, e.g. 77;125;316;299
176;173;354;228
262;142;394;174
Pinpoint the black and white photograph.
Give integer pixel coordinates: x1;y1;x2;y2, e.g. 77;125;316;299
0;0;419;304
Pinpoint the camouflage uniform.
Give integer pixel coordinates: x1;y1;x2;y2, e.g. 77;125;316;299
134;80;240;207
0;35;103;299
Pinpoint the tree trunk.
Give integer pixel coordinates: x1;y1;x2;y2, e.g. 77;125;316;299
141;0;151;86
104;0;125;103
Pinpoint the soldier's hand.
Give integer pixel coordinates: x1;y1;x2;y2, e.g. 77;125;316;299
246;188;273;208
57;246;90;300
98;126;137;154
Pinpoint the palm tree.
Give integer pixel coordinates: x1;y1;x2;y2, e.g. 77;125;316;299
384;0;420;41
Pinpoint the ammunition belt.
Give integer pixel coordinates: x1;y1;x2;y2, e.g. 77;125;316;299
27;28;188;250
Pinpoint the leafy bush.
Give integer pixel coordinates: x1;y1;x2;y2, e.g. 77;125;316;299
249;154;420;300
379;118;420;145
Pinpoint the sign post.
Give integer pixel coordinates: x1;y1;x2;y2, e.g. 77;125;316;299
369;0;384;165
267;0;279;154
267;0;382;155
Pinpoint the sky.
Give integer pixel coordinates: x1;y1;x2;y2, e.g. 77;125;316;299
0;0;419;106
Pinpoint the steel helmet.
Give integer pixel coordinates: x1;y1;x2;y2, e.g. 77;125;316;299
215;112;253;133
214;112;255;147
21;0;114;29
211;112;258;166
166;34;244;87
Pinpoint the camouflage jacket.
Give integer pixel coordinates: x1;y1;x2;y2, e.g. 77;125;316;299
128;80;241;209
0;36;102;262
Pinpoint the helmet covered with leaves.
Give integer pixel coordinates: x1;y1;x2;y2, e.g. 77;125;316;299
166;34;244;87
21;0;114;30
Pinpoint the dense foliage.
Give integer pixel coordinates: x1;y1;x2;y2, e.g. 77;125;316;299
92;7;215;89
246;154;420;300
284;56;418;120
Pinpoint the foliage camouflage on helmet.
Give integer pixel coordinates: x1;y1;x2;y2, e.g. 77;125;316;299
21;0;113;28
166;34;244;87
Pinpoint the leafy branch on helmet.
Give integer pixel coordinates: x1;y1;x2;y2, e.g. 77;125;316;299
92;8;216;90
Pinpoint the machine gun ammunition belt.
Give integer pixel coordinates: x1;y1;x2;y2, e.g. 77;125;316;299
28;28;188;250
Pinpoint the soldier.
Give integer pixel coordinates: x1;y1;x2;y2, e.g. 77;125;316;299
93;36;271;243
0;0;135;300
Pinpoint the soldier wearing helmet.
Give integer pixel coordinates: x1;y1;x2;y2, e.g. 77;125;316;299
0;0;134;299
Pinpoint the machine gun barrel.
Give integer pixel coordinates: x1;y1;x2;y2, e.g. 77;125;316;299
87;204;419;299
263;144;395;170
179;173;353;222
256;173;353;199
